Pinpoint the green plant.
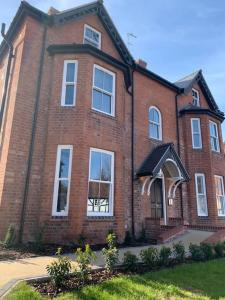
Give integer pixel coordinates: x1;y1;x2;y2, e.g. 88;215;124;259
77;233;87;248
75;244;96;282
124;231;132;246
123;251;139;272
140;247;159;269
32;227;44;253
173;242;185;263
46;248;72;287
3;224;16;248
102;233;119;273
200;243;214;260
189;244;204;261
137;227;146;243
214;242;225;257
159;246;172;266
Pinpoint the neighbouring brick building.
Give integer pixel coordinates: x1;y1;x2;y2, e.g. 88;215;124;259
0;0;225;245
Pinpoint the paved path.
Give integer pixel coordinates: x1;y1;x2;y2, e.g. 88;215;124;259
0;230;213;298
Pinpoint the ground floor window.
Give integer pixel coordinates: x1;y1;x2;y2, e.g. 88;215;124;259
195;173;208;217
215;175;225;216
52;145;73;216
88;148;114;216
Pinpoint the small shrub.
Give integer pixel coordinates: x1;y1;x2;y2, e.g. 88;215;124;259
173;242;185;263
75;244;96;282
102;233;119;273
137;227;146;243
159;246;172;266
32;227;44;253
214;242;225;258
77;233;87;248
124;231;132;246
3;225;16;248
123;251;139;272
189;243;204;261
140;247;159;269
200;243;214;260
46;248;72;288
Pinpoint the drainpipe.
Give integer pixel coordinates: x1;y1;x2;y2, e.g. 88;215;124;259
126;68;135;238
131;69;135;237
0;23;14;132
18;25;47;243
175;92;184;220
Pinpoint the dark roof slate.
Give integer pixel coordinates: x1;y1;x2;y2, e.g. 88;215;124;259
136;143;189;180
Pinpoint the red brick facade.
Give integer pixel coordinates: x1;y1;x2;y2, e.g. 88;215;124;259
0;1;224;245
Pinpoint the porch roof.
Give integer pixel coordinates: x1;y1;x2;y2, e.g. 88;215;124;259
136;143;190;181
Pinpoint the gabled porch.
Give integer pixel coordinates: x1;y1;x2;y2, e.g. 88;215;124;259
136;143;190;243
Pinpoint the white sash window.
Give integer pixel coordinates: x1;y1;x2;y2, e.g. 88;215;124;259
195;173;208;217
215;175;225;216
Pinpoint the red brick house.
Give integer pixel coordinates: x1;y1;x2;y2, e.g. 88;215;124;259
0;0;224;245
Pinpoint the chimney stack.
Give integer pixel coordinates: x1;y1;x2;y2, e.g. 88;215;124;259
48;7;60;15
136;59;147;69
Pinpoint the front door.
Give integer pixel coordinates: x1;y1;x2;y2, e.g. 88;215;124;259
151;178;164;219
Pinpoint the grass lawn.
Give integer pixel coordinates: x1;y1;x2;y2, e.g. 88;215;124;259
5;258;225;300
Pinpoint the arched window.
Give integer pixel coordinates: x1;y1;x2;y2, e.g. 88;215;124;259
149;106;162;140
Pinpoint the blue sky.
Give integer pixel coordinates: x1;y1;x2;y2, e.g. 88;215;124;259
1;0;225;138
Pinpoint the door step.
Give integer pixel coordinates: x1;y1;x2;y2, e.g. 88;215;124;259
157;225;187;244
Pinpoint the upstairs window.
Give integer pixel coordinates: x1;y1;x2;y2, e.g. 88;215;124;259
88;148;114;216
209;121;220;152
52;145;73;216
149;106;162;140
84;24;101;49
191;118;202;149
61;60;78;106
192;89;200;107
215;175;225;216
195;173;208;217
92;65;115;116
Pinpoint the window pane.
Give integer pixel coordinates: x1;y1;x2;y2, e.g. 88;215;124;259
90;151;101;180
92;31;99;43
88;181;99;198
100;182;110;198
94;68;104;89
150;123;159;139
149;108;159;123
65;85;74;105
93;89;102;111
198;194;207;215
59;149;70;178
66;63;75;82
104;72;113;93
101;153;111;181
57;180;68;212
102;93;111;114
193;133;200;148
85;27;93;39
197;176;204;194
192;120;199;132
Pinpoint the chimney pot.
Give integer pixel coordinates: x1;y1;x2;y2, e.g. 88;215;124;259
48;7;60;15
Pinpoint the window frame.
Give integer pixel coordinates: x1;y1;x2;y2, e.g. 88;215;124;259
195;173;208;217
52;145;73;217
215;175;225;217
61;60;78;107
191;118;202;149
87;147;114;217
192;88;200;107
149;106;162;141
83;24;101;49
92;64;116;117
209;120;220;153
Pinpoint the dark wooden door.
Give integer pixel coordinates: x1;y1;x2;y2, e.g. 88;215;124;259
151;178;164;218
